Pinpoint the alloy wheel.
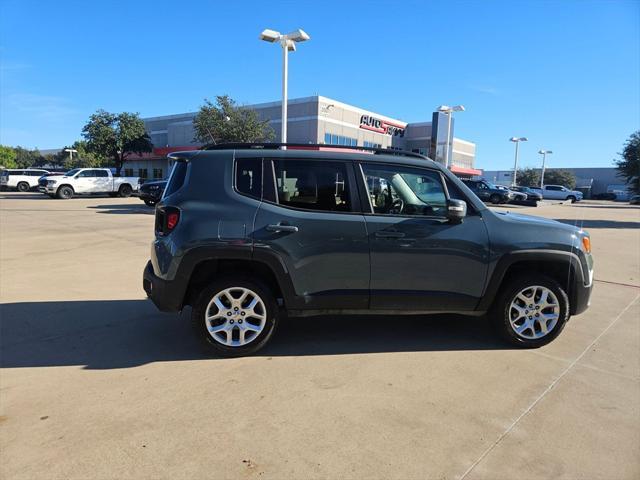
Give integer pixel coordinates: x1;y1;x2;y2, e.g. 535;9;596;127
508;285;560;339
204;287;267;347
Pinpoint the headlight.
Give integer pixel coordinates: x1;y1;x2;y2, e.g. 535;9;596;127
47;180;56;185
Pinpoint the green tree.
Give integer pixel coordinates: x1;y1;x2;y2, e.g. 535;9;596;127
516;168;540;187
54;141;107;169
544;169;577;189
82;110;152;174
13;146;45;168
615;130;640;194
517;168;576;189
0;145;17;169
193;95;275;146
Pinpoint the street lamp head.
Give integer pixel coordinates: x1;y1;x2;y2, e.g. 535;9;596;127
510;137;528;142
285;29;310;42
538;149;553;154
286;40;296;52
259;29;281;42
437;105;465;113
64;148;78;153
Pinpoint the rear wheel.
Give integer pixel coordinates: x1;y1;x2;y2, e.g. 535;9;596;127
490;194;501;204
17;182;30;192
56;185;74;199
191;276;278;357
118;184;133;197
144;200;156;207
492;274;569;348
567;195;576;203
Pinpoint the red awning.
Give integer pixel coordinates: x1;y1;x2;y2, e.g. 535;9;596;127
450;165;482;176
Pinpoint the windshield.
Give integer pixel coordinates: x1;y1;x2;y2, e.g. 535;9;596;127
64;168;81;177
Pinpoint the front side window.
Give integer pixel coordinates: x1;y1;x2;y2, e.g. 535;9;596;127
361;164;448;217
271;159;351;212
235;158;262;199
78;170;95;178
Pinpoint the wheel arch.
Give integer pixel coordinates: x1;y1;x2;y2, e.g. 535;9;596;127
180;249;295;310
479;250;585;315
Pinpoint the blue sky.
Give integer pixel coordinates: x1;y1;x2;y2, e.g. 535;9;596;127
1;0;638;170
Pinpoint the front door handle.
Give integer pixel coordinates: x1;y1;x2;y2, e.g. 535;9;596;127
266;223;299;233
375;231;405;238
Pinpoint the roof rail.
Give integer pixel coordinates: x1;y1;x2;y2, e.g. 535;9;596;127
202;142;430;160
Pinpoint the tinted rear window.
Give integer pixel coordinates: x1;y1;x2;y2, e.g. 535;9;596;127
164;161;188;197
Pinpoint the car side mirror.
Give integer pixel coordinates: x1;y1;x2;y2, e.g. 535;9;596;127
447;199;467;223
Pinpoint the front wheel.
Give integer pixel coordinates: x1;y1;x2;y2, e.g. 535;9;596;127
118;184;133;197
191;277;278;357
489;194;501;204
567;195;576;203
492;274;569;348
56;185;74;199
17;182;30;192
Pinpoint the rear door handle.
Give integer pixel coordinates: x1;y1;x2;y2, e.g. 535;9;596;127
266;223;299;233
375;231;405;238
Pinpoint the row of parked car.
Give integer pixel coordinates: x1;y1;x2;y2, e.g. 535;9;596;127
461;178;584;206
0;167;145;199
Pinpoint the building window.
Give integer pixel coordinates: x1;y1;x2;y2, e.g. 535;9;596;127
153;168;163;179
364;141;382;149
124;168;134;177
138;168;148;179
324;133;357;147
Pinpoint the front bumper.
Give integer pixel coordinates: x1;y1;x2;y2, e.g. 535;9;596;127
143;261;184;312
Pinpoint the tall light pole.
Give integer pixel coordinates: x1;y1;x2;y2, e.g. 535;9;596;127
437;105;465;168
509;137;528;186
538;149;553;188
260;28;310;147
64;148;77;164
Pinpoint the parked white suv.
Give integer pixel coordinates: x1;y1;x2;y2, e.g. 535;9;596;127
531;185;583;203
0;168;50;192
44;168;140;199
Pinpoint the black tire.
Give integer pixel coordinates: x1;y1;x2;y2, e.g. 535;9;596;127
491;274;570;348
144;200;156;207
490;194;501;205
567;195;576;203
56;185;74;199
191;276;279;357
17;182;30;192
118;184;133;197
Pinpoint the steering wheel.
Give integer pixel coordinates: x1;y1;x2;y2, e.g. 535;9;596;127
389;198;404;214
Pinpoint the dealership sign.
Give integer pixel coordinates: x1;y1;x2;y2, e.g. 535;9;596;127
360;115;406;137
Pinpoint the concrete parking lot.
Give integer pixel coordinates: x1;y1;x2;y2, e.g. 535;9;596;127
1;192;639;479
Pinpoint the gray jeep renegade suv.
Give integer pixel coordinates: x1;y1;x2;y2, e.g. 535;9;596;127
143;144;593;357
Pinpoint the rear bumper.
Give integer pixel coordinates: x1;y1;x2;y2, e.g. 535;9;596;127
143;261;184;312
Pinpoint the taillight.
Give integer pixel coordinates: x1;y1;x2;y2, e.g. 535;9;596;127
167;211;179;231
155;207;180;236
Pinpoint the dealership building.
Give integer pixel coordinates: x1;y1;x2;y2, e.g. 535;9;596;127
125;95;479;180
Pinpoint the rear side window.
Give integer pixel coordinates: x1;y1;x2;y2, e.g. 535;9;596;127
164;160;188;197
95;170;109;177
272;159;352;212
235;158;262;199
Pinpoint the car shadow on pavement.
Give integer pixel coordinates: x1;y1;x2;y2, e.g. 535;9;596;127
87;204;154;214
555;219;640;229
0;300;507;370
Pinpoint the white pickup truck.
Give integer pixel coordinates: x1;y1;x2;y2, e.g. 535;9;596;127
531;185;583;203
44;168;140;199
